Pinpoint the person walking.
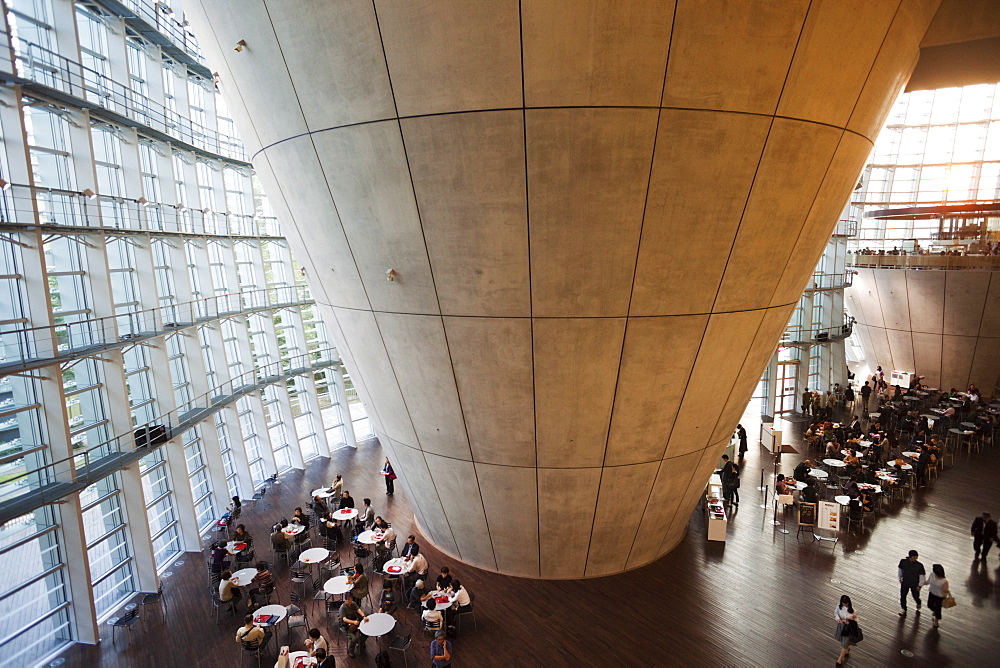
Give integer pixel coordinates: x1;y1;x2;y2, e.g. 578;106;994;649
381;457;396;495
925;563;951;628
898;549;926;616
971;512;998;560
736;424;748;458
833;594;860;666
720;455;737;507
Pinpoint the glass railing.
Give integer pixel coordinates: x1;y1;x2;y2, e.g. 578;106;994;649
0;184;280;237
805;271;855;291
0;285;313;370
847;254;1000;270
7;36;244;162
831;218;859;237
0;347;338;514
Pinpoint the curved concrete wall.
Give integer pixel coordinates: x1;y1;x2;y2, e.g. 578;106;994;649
186;0;939;578
847;267;1000;392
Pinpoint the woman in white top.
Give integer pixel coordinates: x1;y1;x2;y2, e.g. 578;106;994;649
926;563;951;628
422;599;443;631
833;594;859;666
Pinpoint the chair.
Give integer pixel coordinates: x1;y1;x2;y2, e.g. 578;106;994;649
845;501;866;533
456;591;477;632
110;609;140;645
388;623;412;667
239;633;271;668
290;569;312;599
141;581;167;616
286;593;308;642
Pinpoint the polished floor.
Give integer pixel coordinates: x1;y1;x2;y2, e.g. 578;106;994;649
61;409;1000;667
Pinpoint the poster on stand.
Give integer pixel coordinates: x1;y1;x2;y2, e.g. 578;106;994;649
819;501;840;532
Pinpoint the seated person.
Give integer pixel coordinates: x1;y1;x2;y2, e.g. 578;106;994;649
422;598;444;631
801;479;819;504
249;562;274;607
312;496;329;517
305;628;328;657
775;474;793;495
407;578;427;610
447;579;471;622
314;648;336;668
348;563;369;602
270;524;290;553
824;441;839;458
231;524;253;547
340;593;368;658
842;450;859;466
291;507;310;531
378;581;397;615
845;476;861;499
235;614;266;647
435;566;453;592
219;569;242;609
859;489;875;512
210;542;230;573
793;460;813;483
339;491;355;510
404;552;429;590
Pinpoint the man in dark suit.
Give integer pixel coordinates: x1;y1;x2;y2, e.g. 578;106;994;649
401;535;420;560
972;512;998;560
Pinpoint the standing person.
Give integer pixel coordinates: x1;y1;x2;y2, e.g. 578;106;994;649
728;462;741;507
925;563;952;628
971;512;998;560
381;457;396;495
844;385;855;412
860;382;871;412
736;424;748;458
330;473;343;497
833;594;859;666
430;630;452;667
898;549;926;616
719;455;736;506
802;388;812;415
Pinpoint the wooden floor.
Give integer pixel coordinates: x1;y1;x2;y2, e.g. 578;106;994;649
60;411;1000;667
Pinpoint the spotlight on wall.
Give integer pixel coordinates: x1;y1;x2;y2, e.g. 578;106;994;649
212;72;221;86
82;188;97;199
0;178;11;191
136;196;149;206
174;203;187;211
386;268;398;282
234;39;247;52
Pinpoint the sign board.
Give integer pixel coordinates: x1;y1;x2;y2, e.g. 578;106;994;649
890;370;912;387
760;423;782;455
818;501;840;532
798;502;816;527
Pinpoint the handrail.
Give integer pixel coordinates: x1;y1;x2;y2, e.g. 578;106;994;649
0;184;281;237
782;315;855;345
0;284;313;374
3;34;243;162
98;0;208;69
0;347;339;523
831;218;859;237
805;271;855;291
847;255;1000;270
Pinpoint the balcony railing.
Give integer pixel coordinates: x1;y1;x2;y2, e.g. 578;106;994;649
847;254;1000;270
831;218;859;237
0;184;280;237
805;271;855;291
109;0;207;68
5;35;245;162
0;347;339;522
781;316;856;345
0;285;313;374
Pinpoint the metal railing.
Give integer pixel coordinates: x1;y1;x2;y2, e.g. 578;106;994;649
847;254;1000;270
5;35;244;162
0;347;338;520
0;184;280;237
110;0;207;67
831;218;859;237
0;284;313;374
781;315;855;345
805;271;855;291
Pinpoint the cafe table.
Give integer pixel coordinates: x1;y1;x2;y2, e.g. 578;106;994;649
310;487;335;499
324;575;352;596
823;459;847;468
359;612;396;647
901;451;920;459
382;557;407;576
252;603;287;627
357;530;384;545
287;650;317;668
225;540;248;556
299;547;329;565
811;469;829;479
331;508;358;522
834;495;851;506
427;590;454;611
230;567;258;587
282;524;305;538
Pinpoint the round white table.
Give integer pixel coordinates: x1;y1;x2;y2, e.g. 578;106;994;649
899;463;912;470
901;451;920;458
858;440;873;448
834;495;850;506
230;567;258;586
324;575;352;595
282;524;305;537
311;487;335;499
823;459;847;468
287;650;317;668
811;469;829;479
357;530;384;545
332;508;358;522
794;481;807;491
428;590;454;611
382;557;407;575
225;540;248;555
299;547;330;564
360;612;396;638
252;603;287;627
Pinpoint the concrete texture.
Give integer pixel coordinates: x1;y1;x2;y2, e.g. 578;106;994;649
187;0;940;578
847;268;1000;391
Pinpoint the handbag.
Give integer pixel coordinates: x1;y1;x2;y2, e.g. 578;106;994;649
942;594;957;608
848;620;863;643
